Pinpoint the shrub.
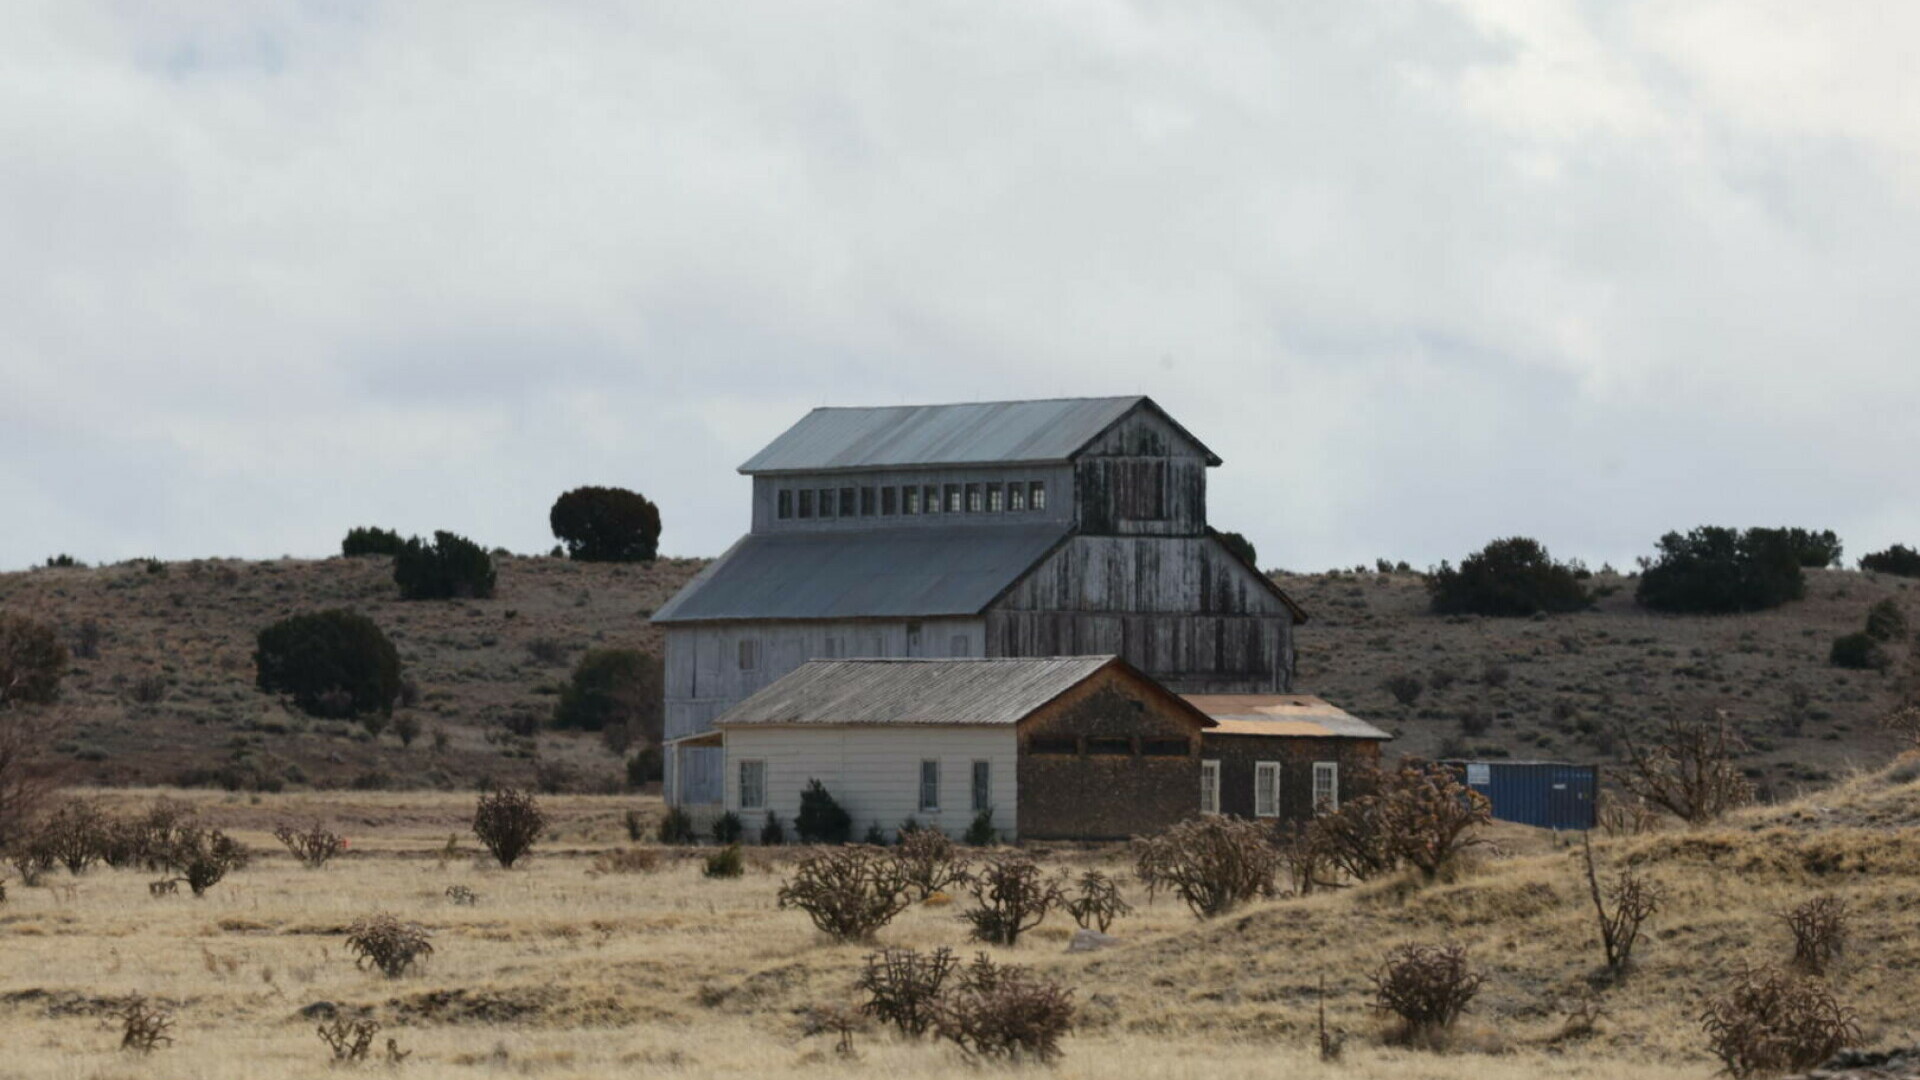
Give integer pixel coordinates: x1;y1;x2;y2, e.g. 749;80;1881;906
340;526;405;557
895;827;967;899
317;1016;381;1062
862;821;887;845
1781;895;1849;976
1132;815;1277;918
345;913;434;977
274;822;346;869
254;609;402;720
165;825;246;896
0;613;68;707
704;843;744;879
590;847;662;875
1864;598;1907;642
656;806;695;845
38;798;106;874
1636;527;1805;613
115;994;174;1052
1830;631;1889;671
776;847;914;940
1383;673;1423;707
1213;529;1258;568
1582;833;1661;974
933;955;1075;1063
552;649;664;753
961;857;1065;946
550;486;662;562
1617;710;1754;824
759;810;786;846
1370;944;1483;1045
393;531;496;600
1782;528;1844;569
1381;763;1492;880
472;787;545;868
1700;966;1860;1079
963;808;997;847
796;779;853;845
1065;869;1132;932
391;713;421;748
711;811;743;845
128;672;167;705
1860;543;1920;577
1427;537;1591;617
857;946;957;1037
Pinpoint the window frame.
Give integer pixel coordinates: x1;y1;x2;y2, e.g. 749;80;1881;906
923;484;941;514
919;759;941;813
797;489;814;518
1007;483;1026;512
1028;481;1047;511
817;488;835;519
1313;761;1340;815
738;759;767;811
965;483;982;512
1200;759;1221;815
859;486;876;516
971;760;991;813
881;487;898;516
1254;761;1281;818
738;639;759;671
777;490;793;520
904;486;920;515
944;483;962;513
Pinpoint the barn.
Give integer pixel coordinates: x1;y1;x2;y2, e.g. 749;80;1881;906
693;656;1221;842
653;396;1308;809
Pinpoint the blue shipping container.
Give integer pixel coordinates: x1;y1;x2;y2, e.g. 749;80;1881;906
1443;760;1597;831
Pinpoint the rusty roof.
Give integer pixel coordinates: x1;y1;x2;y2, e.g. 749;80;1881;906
1184;694;1392;740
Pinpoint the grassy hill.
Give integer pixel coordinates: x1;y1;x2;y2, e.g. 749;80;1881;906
0;556;1911;794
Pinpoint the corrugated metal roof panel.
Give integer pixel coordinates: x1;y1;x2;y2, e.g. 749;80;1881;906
739;396;1163;474
650;524;1069;622
1186;694;1393;740
715;657;1118;727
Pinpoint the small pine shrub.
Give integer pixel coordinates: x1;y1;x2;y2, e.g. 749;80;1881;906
341;526;405;557
656;806;696;845
704;843;744;879
254;609;402;720
863;821;887;845
472;787;545;868
760;810;786;846
553;649;663;742
796;780;853;845
712;812;743;845
1829;632;1889;671
345;913;435;977
1864;598;1907;643
393;531;496;600
963;808;997;847
1383;673;1423;707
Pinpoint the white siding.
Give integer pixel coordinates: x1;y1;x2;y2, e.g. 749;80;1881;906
722;726;1019;842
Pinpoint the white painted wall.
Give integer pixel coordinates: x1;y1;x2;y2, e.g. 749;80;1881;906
721;725;1019;842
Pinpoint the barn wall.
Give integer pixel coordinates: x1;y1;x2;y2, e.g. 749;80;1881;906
751;466;1074;533
1202;735;1383;822
986;535;1296;692
1073;407;1208;536
721;726;1019;842
1015;667;1204;840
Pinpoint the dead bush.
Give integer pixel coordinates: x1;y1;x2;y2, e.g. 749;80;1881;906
0;702;63;850
1305;785;1400;883
895;828;968;900
1781;895;1849;976
1617;709;1754;824
345;913;435;977
1701;965;1860;1079
115;995;174;1052
274;822;346;869
1369;943;1483;1045
1064;869;1132;932
1132;815;1278;918
960;856;1065;945
933;954;1075;1063
777;847;914;941
590;847;663;875
472;787;545;868
1583;832;1662;974
1384;763;1492;880
1272;820;1335;895
803;1003;865;1057
856;946;957;1037
38;798;106;874
444;884;478;906
1597;793;1663;837
165;825;246;897
318;1017;379;1061
101;798;196;871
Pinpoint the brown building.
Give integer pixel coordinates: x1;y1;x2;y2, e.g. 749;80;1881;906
1187;695;1392;822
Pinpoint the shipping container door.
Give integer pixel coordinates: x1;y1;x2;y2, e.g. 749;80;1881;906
1545;765;1594;830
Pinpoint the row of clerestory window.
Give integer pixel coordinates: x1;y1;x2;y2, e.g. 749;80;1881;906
776;480;1047;521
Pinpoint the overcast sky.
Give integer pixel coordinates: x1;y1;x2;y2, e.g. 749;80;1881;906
6;2;1919;574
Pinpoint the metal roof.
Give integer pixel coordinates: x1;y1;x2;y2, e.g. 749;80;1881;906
737;396;1220;474
716;657;1121;727
1184;695;1393;740
649;524;1069;623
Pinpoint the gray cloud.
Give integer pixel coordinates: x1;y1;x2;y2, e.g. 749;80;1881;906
5;1;1918;572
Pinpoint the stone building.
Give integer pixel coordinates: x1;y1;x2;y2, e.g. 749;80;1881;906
653;396;1306;807
1186;695;1391;822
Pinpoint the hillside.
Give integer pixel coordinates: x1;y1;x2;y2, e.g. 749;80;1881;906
0;556;1911;794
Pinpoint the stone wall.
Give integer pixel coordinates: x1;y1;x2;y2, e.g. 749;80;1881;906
1014;668;1205;840
1202;734;1383;822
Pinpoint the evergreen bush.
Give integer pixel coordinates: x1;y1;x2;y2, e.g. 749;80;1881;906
1427;537;1591;617
796;779;853;845
254;610;401;719
549;486;662;562
1636;527;1804;614
340;526;405;557
393;531;495;600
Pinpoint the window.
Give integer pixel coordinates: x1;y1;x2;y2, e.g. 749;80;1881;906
903;486;919;514
817;488;835;518
1255;761;1281;818
1141;738;1189;757
949;634;970;657
823;636;843;659
839;487;856;516
1007;483;1026;512
987;484;1004;512
965;483;982;512
797;489;814;518
919;760;940;812
906;623;923;654
777;490;793;519
881;487;897;515
1313;762;1340;814
1200;759;1221;815
1029;737;1076;755
1087;737;1132;756
739;760;766;811
944;484;962;513
923;484;940;513
860;487;876;516
1028;481;1047;511
738;639;759;671
971;761;991;812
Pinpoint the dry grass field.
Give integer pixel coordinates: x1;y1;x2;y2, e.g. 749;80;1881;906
0;554;1912;794
2;765;1916;1079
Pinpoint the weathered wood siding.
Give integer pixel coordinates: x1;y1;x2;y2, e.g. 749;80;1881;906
1073;407;1208;536
985;535;1296;693
722;726;1019;842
